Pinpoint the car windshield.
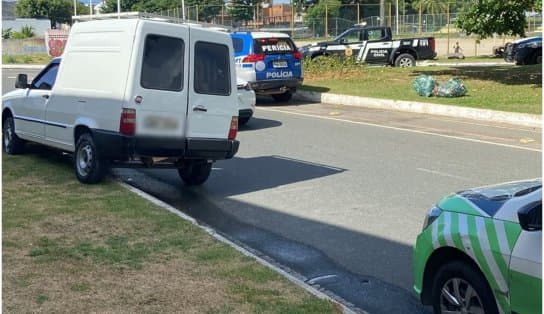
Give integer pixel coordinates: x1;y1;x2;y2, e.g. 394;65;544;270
253;37;295;54
458;179;542;216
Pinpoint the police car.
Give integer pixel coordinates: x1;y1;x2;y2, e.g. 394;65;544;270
413;179;542;314
231;32;303;102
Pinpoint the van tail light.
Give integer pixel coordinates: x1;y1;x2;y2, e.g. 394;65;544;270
293;51;303;60
228;116;238;140
242;54;266;63
429;38;435;52
119;108;136;136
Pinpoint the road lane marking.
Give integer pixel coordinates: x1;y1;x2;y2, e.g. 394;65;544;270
258;108;542;153
416;168;470;181
424;116;541;134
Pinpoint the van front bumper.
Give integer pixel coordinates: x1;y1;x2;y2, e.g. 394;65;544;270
92;129;239;161
249;78;303;95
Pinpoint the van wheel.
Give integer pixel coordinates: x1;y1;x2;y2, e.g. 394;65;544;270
74;133;109;184
178;160;212;186
431;261;498;314
3;116;25;154
395;53;416;67
272;91;293;102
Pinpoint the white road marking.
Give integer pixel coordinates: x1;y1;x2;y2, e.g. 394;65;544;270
7;76;16;79
427;116;541;134
416;168;470;181
258;108;542;153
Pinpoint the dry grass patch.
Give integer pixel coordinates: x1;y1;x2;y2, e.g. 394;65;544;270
3;147;338;314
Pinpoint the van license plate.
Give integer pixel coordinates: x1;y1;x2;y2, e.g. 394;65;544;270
273;60;288;68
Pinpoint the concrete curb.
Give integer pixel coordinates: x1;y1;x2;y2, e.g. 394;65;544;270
2;64;46;69
117;181;363;314
294;90;541;128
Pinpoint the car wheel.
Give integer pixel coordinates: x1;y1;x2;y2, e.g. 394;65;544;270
238;117;250;126
178;160;212;186
431;261;498;314
533;51;542;65
74;133;109;184
3;116;25;154
272;91;293;102
395;53;416;67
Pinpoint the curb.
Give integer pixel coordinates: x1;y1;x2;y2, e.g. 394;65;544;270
294;90;541;128
2;64;47;69
117;181;363;314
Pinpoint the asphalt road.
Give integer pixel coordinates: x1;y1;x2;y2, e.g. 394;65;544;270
3;67;542;313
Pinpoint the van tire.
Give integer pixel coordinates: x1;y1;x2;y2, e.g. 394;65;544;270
178;160;212;185
431;260;498;314
394;53;416;67
3;116;25;155
74;133;109;184
272;91;293;102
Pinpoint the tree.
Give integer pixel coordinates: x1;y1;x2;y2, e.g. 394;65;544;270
15;0;73;27
227;0;253;23
411;0;448;14
304;0;341;37
455;0;539;39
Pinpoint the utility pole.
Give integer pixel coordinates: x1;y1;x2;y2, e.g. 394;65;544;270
379;0;385;26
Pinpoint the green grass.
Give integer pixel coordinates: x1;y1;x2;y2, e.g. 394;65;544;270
303;60;542;114
3;147;338;313
2;54;52;64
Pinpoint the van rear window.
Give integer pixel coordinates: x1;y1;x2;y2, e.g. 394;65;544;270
141;34;184;91
194;42;231;96
253;38;295;54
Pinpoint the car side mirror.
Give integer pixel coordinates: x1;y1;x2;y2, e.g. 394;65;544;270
518;201;542;231
339;38;347;44
15;74;29;89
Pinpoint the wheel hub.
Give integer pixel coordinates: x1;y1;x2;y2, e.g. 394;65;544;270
440;278;484;314
4;123;13;151
77;144;93;176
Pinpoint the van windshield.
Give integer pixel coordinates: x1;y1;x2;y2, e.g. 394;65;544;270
253;38;295;54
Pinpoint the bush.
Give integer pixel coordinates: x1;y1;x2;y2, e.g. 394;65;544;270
3;55;17;63
2;28;12;39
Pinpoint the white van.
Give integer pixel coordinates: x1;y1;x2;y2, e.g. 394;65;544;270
2;18;240;185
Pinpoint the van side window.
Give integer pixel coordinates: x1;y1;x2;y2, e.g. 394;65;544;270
194;42;231;96
31;63;59;90
141;34;184;91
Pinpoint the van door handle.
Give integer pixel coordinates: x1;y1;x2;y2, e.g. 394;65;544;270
193;105;207;112
42;94;49;99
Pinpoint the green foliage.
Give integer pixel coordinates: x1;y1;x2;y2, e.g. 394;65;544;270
303;0;341;37
455;0;537;39
20;25;35;38
101;0;223;22
227;0;253;23
15;0;72;27
411;0;448;14
2;28;13;39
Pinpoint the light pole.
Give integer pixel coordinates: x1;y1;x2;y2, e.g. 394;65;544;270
74;0;77;16
395;0;399;35
182;0;186;20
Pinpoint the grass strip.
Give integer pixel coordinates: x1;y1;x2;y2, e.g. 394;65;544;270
3;54;52;64
303;59;542;115
3;146;337;313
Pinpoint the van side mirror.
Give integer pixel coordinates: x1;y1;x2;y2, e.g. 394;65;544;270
518;201;542;231
15;74;29;89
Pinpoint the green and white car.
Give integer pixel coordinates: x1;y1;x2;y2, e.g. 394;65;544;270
413;179;542;314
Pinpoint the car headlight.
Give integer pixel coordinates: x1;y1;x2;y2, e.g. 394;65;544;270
422;206;442;231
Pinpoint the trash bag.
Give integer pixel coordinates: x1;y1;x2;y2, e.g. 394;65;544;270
412;75;437;97
436;78;467;98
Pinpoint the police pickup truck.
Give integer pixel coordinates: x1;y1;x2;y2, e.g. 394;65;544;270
300;25;436;67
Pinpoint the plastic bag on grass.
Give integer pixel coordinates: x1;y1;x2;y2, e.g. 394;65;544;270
436;78;467;98
412;75;437;97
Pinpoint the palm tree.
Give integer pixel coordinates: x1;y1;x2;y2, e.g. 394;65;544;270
412;0;448;14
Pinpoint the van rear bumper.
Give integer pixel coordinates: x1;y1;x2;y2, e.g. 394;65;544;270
92;129;239;161
249;78;303;95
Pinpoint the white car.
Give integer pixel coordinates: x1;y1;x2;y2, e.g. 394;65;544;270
2;17;239;185
237;78;256;126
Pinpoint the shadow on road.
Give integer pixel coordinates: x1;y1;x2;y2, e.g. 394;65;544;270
239;117;282;131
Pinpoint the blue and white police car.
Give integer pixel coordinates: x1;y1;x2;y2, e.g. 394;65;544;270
231;32;303;102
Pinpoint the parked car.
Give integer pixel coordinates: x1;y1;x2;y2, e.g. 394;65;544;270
237;78;256;126
299;25;436;67
2;17;240;185
231;31;303;102
413;179;542;314
504;36;542;65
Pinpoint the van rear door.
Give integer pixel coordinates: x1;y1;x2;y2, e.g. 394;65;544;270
130;21;189;138
186;28;237;139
